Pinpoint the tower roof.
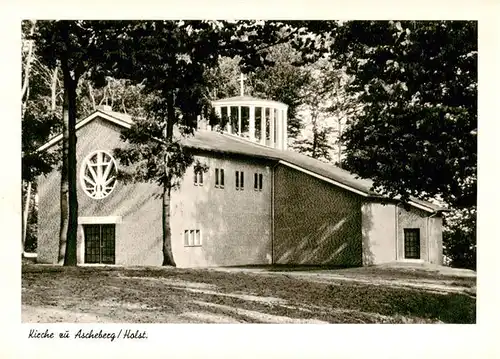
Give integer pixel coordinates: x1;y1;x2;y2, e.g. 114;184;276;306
212;96;288;109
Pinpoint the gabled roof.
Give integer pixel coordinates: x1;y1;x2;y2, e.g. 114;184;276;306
37;109;445;213
37;109;134;152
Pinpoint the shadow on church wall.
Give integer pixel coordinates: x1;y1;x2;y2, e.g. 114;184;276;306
273;164;363;267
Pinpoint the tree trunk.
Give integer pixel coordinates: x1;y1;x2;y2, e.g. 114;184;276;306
58;77;70;265
311;113;318;159
64;73;79;266
58;27;79;266
88;81;96;110
22;80;30;121
110;84;115;109
337;118;342;168
121;97;127;114
22;181;32;254
99;91;106;106
162;182;176;266
162;91;176;267
21;20;37;103
51;67;59;112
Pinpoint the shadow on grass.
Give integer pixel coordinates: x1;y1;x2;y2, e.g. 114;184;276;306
22;265;476;324
323;283;475;324
223;264;356;272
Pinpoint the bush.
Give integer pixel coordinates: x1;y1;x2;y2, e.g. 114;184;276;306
443;207;476;270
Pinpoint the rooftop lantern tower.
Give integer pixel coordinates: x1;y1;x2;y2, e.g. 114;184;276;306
211;73;289;150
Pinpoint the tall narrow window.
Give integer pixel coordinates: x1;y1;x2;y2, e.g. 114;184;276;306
184;229;202;247
236;171;244;190
404;228;421;259
254;173;263;191
215;168;224;189
194;169;203;186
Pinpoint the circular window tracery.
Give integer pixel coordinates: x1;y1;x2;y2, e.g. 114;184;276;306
80;150;118;199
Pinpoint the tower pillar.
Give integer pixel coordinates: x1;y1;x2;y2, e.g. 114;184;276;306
283;108;288;150
261;107;266;146
249;106;255;141
270;107;275;148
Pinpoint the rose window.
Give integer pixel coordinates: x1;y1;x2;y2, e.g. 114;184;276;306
80;150;118;199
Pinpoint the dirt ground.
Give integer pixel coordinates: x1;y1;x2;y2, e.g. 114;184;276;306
213;262;476;295
21;263;476;324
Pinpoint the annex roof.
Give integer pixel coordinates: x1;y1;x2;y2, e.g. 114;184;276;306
37;109;445;213
184;130;445;213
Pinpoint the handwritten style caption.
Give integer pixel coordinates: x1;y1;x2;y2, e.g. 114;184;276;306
28;328;147;342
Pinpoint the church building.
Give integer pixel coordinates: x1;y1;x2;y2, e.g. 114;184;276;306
36;94;445;268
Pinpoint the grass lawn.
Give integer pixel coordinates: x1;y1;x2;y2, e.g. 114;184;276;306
22;264;476;324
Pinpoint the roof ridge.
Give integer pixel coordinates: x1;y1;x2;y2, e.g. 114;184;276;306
218;131;283;151
36;109;444;213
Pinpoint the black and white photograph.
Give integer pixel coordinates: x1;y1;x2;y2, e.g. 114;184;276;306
20;18;477;324
2;2;497;357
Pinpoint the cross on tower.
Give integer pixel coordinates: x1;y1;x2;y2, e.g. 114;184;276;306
240;73;247;96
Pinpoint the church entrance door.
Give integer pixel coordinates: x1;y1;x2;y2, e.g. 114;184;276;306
83;224;116;264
